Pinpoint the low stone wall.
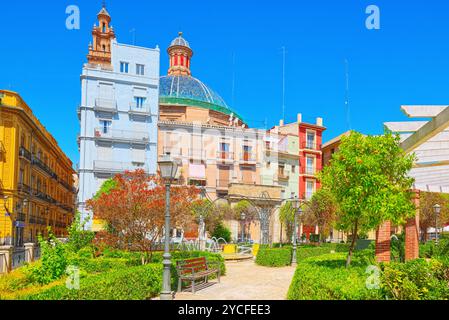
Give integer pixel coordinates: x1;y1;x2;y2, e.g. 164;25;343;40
0;243;40;274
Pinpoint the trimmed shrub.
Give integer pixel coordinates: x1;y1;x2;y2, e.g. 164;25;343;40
420;239;449;259
256;248;292;267
380;259;449;300
287;253;381;300
18;264;163;300
68;257;141;274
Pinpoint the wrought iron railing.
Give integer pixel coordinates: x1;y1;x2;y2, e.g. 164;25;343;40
19;147;31;161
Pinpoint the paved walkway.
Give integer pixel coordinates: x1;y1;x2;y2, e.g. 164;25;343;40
175;260;296;300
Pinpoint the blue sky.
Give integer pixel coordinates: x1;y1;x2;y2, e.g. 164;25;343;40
2;0;449;164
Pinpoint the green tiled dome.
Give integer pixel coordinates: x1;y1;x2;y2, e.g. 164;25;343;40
159;75;244;122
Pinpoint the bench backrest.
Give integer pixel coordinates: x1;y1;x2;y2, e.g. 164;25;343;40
177;257;208;275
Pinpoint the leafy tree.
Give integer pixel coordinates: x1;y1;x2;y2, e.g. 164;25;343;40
211;223;232;243
419;192;449;242
87;170;200;264
25;229;68;285
191;199;221;235
66;211;95;253
320;131;416;267
279;201;295;242
93;178;117;200
303;189;338;242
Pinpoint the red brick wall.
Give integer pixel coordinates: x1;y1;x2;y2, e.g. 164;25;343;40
405;190;420;261
376;221;391;263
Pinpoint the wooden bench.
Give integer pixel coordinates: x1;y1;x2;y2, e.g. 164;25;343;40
176;257;221;294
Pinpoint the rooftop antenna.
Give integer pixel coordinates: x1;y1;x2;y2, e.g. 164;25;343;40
231;52;236;108
130;28;136;45
102;0;106;8
281;46;287;122
344;59;352;130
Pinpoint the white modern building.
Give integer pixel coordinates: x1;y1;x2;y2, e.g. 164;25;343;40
77;7;160;227
385;105;449;193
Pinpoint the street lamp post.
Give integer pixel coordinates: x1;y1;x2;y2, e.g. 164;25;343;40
433;204;441;244
158;156;179;301
292;197;300;266
291;197;303;266
240;212;246;243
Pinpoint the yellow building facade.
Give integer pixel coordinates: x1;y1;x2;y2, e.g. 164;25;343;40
0;90;76;247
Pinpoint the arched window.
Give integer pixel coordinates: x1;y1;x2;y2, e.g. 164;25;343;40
102;23;106;33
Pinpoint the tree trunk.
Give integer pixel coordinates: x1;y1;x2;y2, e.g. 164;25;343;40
346;220;359;268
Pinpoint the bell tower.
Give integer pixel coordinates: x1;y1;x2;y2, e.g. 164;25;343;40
168;32;193;76
87;5;116;67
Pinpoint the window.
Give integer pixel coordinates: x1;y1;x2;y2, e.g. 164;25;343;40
306;181;315;200
220;143;230;152
243;145;252;160
102;23;106;33
134;97;146;108
307;132;316;149
120;62;129;73
306;156;314;175
291;165;296;174
279;164;286;177
136;64;145;75
100;120;112;134
19;169;24;184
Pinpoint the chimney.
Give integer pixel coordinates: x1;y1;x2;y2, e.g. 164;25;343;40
280;119;284;126
316;117;323;127
297;113;302;124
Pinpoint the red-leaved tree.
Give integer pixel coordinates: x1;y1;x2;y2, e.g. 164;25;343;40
87;170;200;264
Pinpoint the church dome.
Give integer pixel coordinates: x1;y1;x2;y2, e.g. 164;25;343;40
170;32;190;49
159;75;243;121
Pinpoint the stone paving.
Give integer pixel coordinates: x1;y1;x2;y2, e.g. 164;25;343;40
174;260;296;300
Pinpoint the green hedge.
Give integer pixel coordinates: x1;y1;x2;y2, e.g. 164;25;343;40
256;248;292;267
18;264;163;300
68;257;141;274
287;253;381;300
380;259;449;300
297;244;349;261
420;239;449;259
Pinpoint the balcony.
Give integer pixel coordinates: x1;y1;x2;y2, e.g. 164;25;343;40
16;213;26;223
162;147;182;158
55;221;67;229
19;147;31;161
278;171;290;181
93;160;149;174
216;179;230;190
301;142;322;151
32;189;56;205
189;149;206;161
58;203;74;213
301;167;316;176
59;179;75;193
30;216;47;226
239;152;257;165
17;182;31;194
129;103;153;116
31;156;54;177
94;128;150;144
216;151;234;164
28;215;37;224
94;98;117;113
